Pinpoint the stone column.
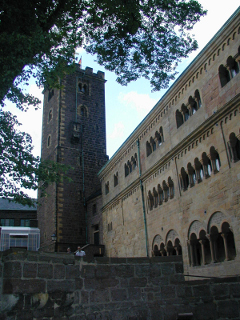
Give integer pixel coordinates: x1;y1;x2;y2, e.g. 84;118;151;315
174;246;179;256
199;240;206;265
221;233;229;261
206;234;216;263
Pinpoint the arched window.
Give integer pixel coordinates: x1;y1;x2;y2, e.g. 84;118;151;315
78;82;88;94
146;141;152;157
157;184;163;205
194;157;203;183
176;110;184;128
48;109;53;122
189;233;201;266
174;238;182;256
114;172;118;187
199;230;211;265
153;187;158;208
187;163;196;187
180;167;189;191
167;240;176;256
210;226;225;262
80;106;87;117
48;89;54;101
131;154;137;170
162;180;169;202
160;243;166;256
153;244;160;256
125;164;129;177
219;65;230;87
168;177;174;199
150;137;156;152
181;104;190;121
148;191;154;211
155;131;161;146
105;181;109;195
159;126;164;143
221;222;236;261
127;160;132;173
202;152;212;178
227;56;239;78
229;132;240;162
47;135;51;147
195;90;202;108
189;96;197;114
210;146;221;173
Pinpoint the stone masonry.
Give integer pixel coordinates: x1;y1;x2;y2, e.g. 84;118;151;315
0;250;240;319
98;8;240;279
38;66;108;252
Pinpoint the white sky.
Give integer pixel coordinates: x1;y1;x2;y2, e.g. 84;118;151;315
4;1;240;197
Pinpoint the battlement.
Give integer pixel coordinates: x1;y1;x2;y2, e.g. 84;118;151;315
76;64;105;79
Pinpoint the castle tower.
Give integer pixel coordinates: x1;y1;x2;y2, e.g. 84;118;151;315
38;65;107;252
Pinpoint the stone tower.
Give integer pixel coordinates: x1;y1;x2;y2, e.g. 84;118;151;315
38;65;107;252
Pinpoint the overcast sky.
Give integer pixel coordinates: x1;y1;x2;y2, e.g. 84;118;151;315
4;1;239;197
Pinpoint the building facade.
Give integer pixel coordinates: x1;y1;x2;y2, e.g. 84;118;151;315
0;198;37;228
38;66;108;252
98;9;240;277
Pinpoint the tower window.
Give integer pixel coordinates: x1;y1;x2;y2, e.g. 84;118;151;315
77;105;88;118
48;109;53;122
47;135;51;147
48;89;54;101
78;82;88;94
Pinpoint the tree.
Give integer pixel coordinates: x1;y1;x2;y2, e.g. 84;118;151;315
0;0;206;204
0;110;70;206
0;0;206;107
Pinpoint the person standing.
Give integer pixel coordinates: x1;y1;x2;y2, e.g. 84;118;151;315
75;246;86;256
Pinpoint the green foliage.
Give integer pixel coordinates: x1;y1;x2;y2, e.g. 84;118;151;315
0;0;206;204
0;110;71;206
0;0;206;107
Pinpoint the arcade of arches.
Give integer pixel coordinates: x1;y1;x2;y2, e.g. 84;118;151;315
152;212;236;267
152;230;182;257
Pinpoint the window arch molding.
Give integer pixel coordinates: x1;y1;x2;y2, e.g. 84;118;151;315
209;146;221;173
165;229;182;256
226;55;239;78
229;132;240;162
77;104;89;118
152;234;163;257
219;64;230;87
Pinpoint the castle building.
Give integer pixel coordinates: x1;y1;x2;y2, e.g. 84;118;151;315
38;67;108;252
38;8;240;276
98;8;240;277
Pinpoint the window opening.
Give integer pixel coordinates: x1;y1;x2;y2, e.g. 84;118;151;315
176;110;184;128
114;172;118;187
105;182;109;195
227;56;239;78
219;65;230;87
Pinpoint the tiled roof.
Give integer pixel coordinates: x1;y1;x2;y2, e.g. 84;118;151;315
0;198;37;211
